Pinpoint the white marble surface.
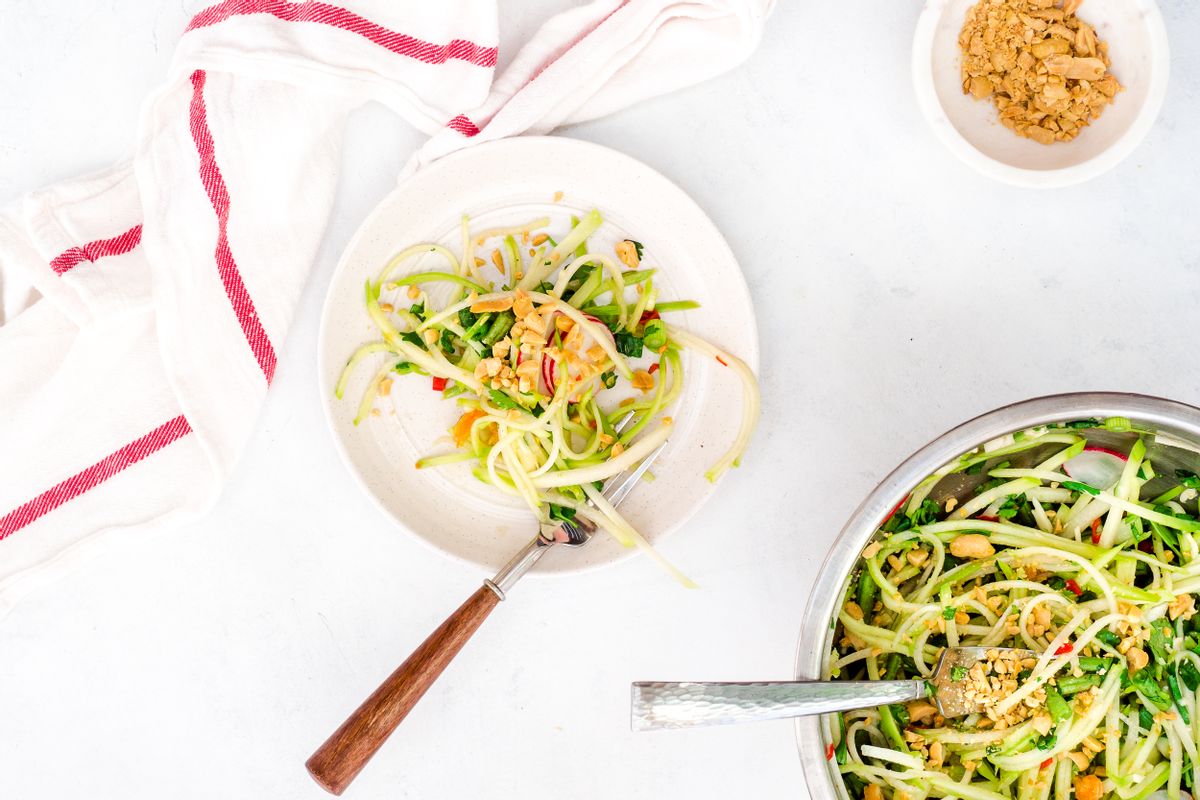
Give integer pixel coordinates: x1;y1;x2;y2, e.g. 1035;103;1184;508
3;2;1200;799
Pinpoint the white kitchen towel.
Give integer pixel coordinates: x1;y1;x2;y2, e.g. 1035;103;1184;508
0;0;773;613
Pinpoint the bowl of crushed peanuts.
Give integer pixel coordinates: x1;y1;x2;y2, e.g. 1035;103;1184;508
913;0;1169;188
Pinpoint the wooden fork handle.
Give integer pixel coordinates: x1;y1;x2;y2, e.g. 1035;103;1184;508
305;583;502;795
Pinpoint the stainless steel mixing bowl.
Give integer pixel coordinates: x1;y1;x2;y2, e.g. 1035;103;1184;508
794;392;1200;799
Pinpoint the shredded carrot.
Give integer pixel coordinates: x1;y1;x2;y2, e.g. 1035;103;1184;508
715;355;728;366
452;410;487;447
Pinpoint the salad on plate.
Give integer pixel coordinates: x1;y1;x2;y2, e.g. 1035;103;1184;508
336;207;760;582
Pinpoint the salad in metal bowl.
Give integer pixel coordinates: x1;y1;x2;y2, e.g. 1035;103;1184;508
829;418;1200;800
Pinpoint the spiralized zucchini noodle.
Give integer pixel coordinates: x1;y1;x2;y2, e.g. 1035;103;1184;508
829;419;1200;800
337;208;760;583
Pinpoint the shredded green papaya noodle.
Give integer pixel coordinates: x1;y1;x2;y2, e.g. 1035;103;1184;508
338;209;760;584
830;422;1200;800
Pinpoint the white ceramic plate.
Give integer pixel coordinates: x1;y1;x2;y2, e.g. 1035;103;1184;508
913;0;1169;188
318;137;759;575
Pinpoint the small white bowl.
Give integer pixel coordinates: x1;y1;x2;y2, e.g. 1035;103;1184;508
912;0;1170;188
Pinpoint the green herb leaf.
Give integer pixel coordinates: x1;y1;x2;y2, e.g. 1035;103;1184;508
458;307;478;329
1036;733;1057;751
908;499;942;526
1148;619;1173;666
548;504;576;523
951;666;968;682
1139;706;1155;730
1130;667;1173;709
1181;661;1200;692
942;606;958;621
1062;480;1100;496
613;331;644;358
1177;469;1200;490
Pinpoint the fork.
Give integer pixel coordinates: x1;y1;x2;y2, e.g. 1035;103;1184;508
306;422;667;795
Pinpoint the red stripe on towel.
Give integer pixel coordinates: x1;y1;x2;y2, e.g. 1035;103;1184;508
186;0;498;68
188;69;278;384
0;416;193;541
440;1;629;138
49;224;143;275
445;114;481;137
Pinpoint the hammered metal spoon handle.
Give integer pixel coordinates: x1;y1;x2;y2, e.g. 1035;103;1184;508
631;680;927;731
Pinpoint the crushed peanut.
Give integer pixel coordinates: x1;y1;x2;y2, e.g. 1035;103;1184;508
958;0;1122;144
630;370;655;392
512;290;535;319
949;533;995;559
1169;592;1196;621
957;649;1044;726
471;296;514;314
615;239;641;268
1126;645;1148;672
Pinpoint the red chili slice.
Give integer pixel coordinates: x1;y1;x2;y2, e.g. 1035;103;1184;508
648;363;660;375
1040;757;1053;770
1054;642;1073;656
825;742;835;761
431;376;448;391
640;310;660;324
1064;579;1082;596
1091;517;1102;544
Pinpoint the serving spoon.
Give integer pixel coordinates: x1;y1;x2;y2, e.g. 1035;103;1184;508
632;646;1037;730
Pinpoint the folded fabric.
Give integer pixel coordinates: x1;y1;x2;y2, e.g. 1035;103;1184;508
0;0;774;615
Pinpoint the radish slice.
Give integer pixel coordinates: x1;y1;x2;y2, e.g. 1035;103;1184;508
542;352;557;396
1063;447;1127;490
541;312;612;397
